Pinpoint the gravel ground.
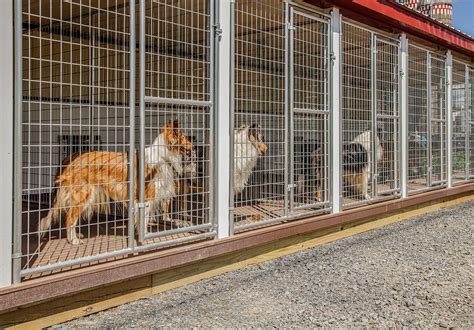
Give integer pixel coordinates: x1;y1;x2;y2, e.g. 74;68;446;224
59;201;474;328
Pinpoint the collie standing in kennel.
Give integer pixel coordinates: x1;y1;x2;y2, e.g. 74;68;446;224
39;120;193;245
233;123;268;195
343;128;383;200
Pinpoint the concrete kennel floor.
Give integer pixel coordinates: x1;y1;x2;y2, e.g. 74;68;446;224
58;200;473;328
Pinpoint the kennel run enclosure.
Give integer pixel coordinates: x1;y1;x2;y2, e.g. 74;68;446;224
17;0;215;279
232;0;401;230
407;45;448;193
12;0;474;282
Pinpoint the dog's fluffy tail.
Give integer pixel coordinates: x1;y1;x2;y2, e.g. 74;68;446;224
39;196;60;238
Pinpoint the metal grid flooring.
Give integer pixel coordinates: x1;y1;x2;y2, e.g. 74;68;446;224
21;203;209;280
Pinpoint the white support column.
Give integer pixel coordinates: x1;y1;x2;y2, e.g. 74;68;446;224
446;51;453;188
215;0;233;238
330;8;342;213
400;34;409;198
0;0;14;287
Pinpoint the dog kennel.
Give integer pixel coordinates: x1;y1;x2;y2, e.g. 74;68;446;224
9;0;474;283
452;59;473;183
407;44;448;193
231;0;331;232
18;0;215;279
341;21;400;208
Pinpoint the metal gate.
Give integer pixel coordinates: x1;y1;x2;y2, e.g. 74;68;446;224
407;44;447;193
429;54;447;186
289;7;331;215
15;0;215;280
452;60;470;183
341;21;400;208
232;1;331;232
138;0;215;243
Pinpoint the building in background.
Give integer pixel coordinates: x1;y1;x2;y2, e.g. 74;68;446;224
399;0;452;25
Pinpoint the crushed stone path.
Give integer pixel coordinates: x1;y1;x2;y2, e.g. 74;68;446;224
58;201;474;328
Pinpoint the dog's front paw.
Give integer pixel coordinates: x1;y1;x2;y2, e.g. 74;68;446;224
364;193;371;200
70;238;83;245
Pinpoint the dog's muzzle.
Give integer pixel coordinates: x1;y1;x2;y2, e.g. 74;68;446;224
258;142;268;155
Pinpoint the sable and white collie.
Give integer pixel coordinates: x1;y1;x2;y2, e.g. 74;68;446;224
39;120;193;245
233;124;268;195
234;124;268;194
343;129;383;200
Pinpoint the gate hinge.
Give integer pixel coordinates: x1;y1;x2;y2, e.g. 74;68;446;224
399;70;405;77
330;52;336;63
213;23;223;39
286;22;295;31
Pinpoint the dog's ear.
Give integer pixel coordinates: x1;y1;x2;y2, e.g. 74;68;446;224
248;123;261;140
172;119;179;129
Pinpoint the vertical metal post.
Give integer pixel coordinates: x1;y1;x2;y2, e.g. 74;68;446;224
216;0;232;238
127;0;136;249
400;34;409;198
446;51;453;188
427;52;433;187
227;0;235;236
287;4;294;214
371;33;378;197
1;0;15;287
464;64;469;179
330;8;342;213
210;0;218;235
138;0;146;243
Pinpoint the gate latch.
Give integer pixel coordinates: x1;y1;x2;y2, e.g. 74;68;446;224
213;23;223;39
287;183;298;191
137;202;149;209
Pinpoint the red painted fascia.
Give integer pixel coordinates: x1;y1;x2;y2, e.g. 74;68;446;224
307;0;474;57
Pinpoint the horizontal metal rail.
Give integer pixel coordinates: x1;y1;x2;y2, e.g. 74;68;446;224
143;223;214;240
234;207;332;232
20;231;217;276
144;96;212;107
293;108;329;115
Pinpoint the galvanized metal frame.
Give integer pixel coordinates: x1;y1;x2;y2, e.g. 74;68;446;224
12;0;22;284
451;59;471;184
231;0;332;232
446;50;453;188
400;34;409;198
138;0;216;242
341;19;401;209
15;0;217;280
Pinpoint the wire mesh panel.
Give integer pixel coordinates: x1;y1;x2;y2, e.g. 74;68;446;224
452;60;468;183
140;0;214;241
470;66;474;178
341;23;373;206
290;9;330;213
430;55;447;185
20;0;133;277
375;37;400;197
233;0;287;230
407;45;429;192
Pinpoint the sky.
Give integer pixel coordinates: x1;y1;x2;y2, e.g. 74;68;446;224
452;0;474;36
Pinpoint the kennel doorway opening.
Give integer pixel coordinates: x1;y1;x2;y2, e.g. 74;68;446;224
231;0;332;232
341;21;401;209
407;44;447;194
16;0;215;280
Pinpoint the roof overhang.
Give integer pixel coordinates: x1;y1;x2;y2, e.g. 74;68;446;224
305;0;474;58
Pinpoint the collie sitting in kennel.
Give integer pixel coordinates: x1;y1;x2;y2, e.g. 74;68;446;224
343;128;383;200
39;120;193;245
233;123;268;195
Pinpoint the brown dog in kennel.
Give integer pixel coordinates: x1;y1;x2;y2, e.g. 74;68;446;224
39;119;193;245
